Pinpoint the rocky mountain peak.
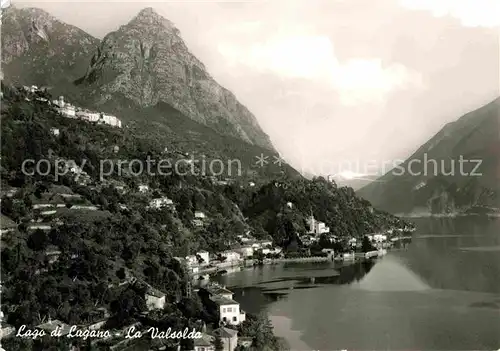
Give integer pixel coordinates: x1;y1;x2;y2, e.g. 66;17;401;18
126;7;177;33
76;7;274;150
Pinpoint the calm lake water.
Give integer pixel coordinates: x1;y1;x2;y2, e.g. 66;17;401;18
214;217;500;350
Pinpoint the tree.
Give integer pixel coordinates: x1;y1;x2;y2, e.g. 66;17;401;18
361;236;375;253
214;334;224;351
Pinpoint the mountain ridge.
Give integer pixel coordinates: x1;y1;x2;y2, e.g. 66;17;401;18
357;97;500;215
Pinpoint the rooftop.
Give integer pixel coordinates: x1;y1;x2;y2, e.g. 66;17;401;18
36;320;72;334
206;285;233;296
211;296;239;306
145;283;166;298
213;327;238;339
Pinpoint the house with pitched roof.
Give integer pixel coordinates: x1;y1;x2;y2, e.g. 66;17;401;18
212;327;238;351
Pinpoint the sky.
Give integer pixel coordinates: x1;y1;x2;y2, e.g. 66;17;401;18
17;0;500;178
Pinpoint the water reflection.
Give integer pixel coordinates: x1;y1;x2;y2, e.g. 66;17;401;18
209;218;500;350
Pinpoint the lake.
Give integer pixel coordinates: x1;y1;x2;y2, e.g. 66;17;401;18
214;217;500;350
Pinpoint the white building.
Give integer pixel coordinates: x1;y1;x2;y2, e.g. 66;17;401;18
220;250;241;263
149;197;174;209
194;333;215;351
76;109;100;122
251;240;273;249
212;296;245;326
138;184;150;193
98;113;122;128
197;250;210;265
194;211;206;219
373;234;387;242
145;286;166;310
236;245;254;258
50;128;60;136
307;215;330;235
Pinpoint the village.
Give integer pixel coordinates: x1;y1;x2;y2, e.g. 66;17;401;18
22;85;122;128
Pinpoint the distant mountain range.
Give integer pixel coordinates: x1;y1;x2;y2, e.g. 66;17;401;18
1;6;275;151
358;98;500;215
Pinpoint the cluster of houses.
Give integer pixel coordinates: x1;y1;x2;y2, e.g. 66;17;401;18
22;85;122;128
176;236;278;275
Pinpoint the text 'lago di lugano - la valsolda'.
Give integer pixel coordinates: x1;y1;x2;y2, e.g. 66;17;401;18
16;325;202;340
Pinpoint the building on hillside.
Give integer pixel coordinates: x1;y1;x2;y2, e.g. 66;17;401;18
45;246;62;264
211;296;245;326
250;240;273;249
193;219;204;227
213;327;238;351
138;184;150;193
35;319;72;336
50;128;60;136
149;197;174;209
194;211;206;219
145;285;166;311
0;215;16;236
76;109;100;122
194;333;215;351
98;113;122;128
307;215;330;235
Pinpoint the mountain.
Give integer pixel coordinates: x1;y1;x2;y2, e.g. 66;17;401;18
74;7;274;150
357;98;500;215
0;6;99;87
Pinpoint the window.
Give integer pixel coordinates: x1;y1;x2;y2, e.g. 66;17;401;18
222;308;226;313
227;307;232;312
222;317;227;322
232;316;237;322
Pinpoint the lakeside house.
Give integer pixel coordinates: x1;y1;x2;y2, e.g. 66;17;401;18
203;285;234;300
50;95;122;127
220;250;241;264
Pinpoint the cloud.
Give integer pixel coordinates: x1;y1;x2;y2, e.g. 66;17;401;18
218;32;423;105
399;0;500;27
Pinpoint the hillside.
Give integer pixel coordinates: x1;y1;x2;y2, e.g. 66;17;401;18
358;98;500;215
